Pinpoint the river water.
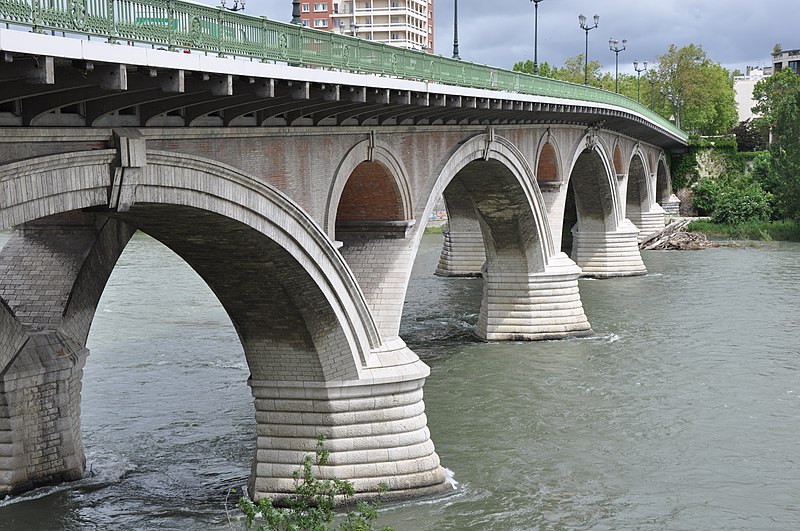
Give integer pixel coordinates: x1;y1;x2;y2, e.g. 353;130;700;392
1;231;800;530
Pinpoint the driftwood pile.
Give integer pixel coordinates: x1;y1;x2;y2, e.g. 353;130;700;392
639;219;719;251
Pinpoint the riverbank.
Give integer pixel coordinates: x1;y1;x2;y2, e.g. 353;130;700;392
687;219;800;241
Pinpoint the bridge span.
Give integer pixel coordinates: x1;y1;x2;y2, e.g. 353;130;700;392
0;2;686;502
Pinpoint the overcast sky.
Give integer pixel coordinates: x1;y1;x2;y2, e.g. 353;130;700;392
249;0;794;75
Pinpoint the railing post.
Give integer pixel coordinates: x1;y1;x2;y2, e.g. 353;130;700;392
166;0;175;51
217;7;224;57
260;16;269;63
106;0;117;43
31;0;44;33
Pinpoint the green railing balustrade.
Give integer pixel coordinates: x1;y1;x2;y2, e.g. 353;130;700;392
0;0;686;141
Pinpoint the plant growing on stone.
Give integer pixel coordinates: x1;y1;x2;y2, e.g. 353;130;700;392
236;436;392;531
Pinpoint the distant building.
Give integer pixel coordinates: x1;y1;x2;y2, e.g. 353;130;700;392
299;0;434;54
772;48;800;74
733;66;770;122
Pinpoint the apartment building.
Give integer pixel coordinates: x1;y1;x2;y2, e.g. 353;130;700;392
299;0;434;54
773;48;800;74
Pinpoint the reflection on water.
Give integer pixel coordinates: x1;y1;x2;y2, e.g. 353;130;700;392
1;230;800;529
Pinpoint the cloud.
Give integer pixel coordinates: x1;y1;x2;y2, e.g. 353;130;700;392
255;0;795;74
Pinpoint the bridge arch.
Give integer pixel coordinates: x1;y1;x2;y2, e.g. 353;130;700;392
564;132;646;277
0;150;446;499
423;132;590;340
626;150;651;226
566;133;622;233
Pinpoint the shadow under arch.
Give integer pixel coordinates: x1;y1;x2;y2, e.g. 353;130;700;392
655;154;671;205
0;149;446;500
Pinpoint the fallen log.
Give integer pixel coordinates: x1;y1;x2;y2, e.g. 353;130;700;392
641;227;719;250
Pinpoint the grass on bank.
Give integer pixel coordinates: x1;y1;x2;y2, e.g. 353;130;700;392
687;219;800;241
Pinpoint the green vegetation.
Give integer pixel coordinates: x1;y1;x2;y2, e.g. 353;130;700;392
514;43;737;136
423;224;444;234
687;219;800;242
692;172;772;225
236;436;392;531
514;42;800;242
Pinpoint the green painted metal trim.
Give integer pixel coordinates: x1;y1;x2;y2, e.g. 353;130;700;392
0;0;687;142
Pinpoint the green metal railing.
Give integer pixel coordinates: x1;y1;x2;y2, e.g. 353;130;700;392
0;0;686;142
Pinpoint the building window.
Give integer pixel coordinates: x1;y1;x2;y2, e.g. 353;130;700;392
314;3;328;11
302;3;310;12
790;61;800;74
314;18;329;27
302;19;310;26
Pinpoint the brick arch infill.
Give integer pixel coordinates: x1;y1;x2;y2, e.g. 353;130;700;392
565;132;623;231
325;139;413;238
0;149;382;377
534;133;562;184
421;132;554;265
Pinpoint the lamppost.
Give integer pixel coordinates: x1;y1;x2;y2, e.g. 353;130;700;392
291;0;301;24
633;60;648;103
661;86;683;128
220;0;245;11
530;0;544;75
578;14;599;85
452;0;460;60
609;37;627;93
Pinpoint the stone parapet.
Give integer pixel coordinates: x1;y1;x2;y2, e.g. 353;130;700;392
571;220;647;277
476;253;592;340
435;229;485;277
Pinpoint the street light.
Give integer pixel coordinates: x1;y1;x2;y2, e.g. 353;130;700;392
291;0;301;24
609;37;627;93
530;0;544;75
220;0;245;11
633;60;648;103
578;14;599;85
453;0;460;60
661;86;683;128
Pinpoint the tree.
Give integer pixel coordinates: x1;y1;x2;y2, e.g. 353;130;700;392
729;120;768;152
512;60;555;78
751;68;800;136
769;86;800;221
653;44;738;135
751;69;800;221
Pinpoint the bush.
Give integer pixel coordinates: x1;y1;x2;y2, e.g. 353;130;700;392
693;174;773;225
236;436;392;531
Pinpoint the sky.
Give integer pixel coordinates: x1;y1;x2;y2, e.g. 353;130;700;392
242;0;794;75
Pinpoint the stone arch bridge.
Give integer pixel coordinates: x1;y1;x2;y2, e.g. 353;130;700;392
0;21;685;500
